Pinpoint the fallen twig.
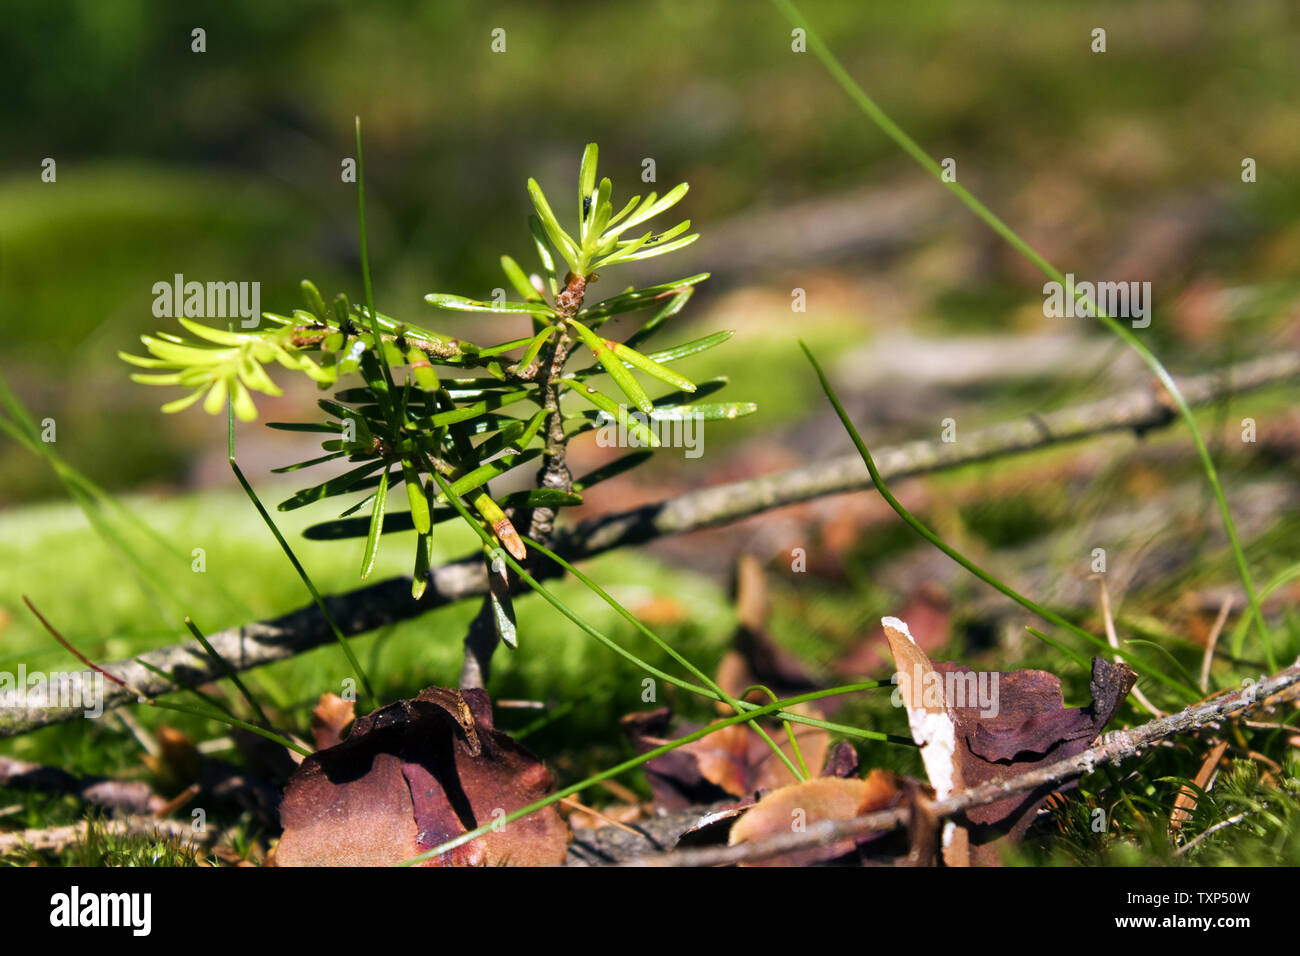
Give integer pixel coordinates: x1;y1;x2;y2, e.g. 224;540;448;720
619;657;1300;866
1173;809;1257;857
2;352;1295;739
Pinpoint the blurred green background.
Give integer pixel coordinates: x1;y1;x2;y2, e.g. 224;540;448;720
3;0;1297;501
2;0;1300;865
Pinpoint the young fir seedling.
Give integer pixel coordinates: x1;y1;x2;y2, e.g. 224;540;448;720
122;144;755;605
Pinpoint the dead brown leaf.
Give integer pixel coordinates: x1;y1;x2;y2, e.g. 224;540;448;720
277;686;569;867
727;770;905;866
883;615;1135;866
1171;739;1228;832
309;693;356;751
622;704;838;811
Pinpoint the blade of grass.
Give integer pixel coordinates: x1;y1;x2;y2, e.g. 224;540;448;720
1026;626;1093;672
801;340;1196;699
354;117;399;423
0;377;252;621
772;0;1272;667
133;657;234;719
521;535;803;781
745;683;810;780
23;596;311;758
227;375;375;707
227;458;375;709
183;617;272;727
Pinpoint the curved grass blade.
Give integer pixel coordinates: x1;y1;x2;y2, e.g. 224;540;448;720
801;339;1195;699
522;536;803;781
421;460;900;742
773;0;1272;665
401;681;892;866
184;617;272;727
1026;626;1093;672
230;457;375;707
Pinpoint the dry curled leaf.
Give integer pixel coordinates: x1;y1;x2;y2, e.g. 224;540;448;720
309;692;356;751
621;705;836;811
883;616;1135;866
142;725;201;791
278;686;568;866
727;770;905;866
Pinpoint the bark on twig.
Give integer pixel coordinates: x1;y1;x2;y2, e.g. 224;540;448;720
2;352;1295;739
619;657;1300;867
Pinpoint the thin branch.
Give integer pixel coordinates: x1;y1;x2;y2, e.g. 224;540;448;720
2;351;1295;739
1173;809;1257;857
621;657;1300;866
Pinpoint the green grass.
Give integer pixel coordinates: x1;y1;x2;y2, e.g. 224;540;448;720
0;480;743;780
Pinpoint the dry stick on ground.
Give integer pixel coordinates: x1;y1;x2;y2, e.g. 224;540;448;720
0;755;166;816
2;351;1296;740
620;657;1300;867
